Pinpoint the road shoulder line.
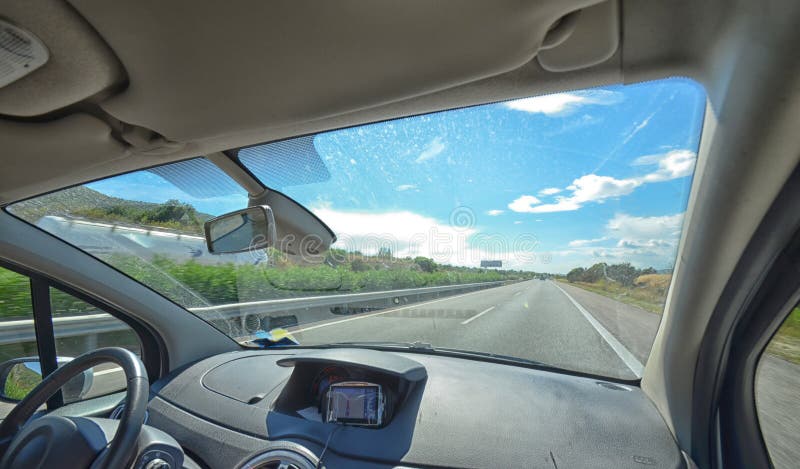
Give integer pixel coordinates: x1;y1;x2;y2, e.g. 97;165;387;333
551;282;644;377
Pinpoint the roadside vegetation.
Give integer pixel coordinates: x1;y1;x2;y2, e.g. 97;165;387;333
1;253;533;319
0;268;120;319
561;262;667;313
561;262;800;365
4;187;534;315
767;307;800;365
2;364;40;400
107;253;533;309
10;186;209;234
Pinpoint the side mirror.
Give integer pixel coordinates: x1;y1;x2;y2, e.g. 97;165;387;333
0;357;94;403
204;205;276;254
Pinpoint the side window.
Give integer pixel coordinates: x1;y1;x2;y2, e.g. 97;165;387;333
50;287;141;402
0;266;37;418
0;265;143;414
755;305;799;469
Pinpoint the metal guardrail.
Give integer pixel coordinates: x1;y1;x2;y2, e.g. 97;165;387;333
0;281;506;345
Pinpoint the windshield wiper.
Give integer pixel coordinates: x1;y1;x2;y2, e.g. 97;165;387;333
431;347;549;368
321;340;434;351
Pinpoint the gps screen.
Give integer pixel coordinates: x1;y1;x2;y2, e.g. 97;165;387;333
325;383;382;425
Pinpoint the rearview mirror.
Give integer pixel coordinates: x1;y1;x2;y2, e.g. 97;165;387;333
204;205;276;254
0;357;94;403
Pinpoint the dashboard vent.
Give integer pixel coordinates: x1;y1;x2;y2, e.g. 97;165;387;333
240;442;319;469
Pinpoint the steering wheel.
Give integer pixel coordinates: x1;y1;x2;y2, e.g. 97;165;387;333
0;348;148;469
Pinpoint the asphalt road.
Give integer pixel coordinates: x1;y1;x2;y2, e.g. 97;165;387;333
293;279;642;380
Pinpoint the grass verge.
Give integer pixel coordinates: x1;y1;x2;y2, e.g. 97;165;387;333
557;278;665;314
559;277;800;365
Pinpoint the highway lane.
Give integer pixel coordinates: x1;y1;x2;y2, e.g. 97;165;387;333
293;279;641;380
555;281;660;363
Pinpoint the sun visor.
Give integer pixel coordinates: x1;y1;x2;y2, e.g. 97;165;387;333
237;136;331;190
0;114;128;204
147;158;243;198
67;0;606;141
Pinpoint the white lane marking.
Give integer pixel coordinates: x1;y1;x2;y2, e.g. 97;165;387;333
292;285;522;334
461;306;496;325
93;366;123;377
551;282;644;377
514;291;522;296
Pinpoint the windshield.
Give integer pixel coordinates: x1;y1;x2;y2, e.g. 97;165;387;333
8;78;706;380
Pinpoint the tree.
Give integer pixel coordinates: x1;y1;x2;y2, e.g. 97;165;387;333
606;262;639;286
350;258;369;272
414;256;437;273
566;267;585;283
583;263;607;283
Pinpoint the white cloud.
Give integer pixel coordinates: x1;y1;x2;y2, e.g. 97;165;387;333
486;209;504;216
535;212;685;273
616;239;673;248
395;184;417;192
569;174;640;203
568;237;608;247
514;221;523;225
538;187;562;196
520;150;697;213
519;198;582;213
307;206;685;275
606;213;683;241
312;206;542;269
415;137;445;163
507;195;542;213
503;90;623;116
636;149;696;182
313;207;473;261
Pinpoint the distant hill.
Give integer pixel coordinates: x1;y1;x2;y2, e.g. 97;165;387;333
10;186;212;234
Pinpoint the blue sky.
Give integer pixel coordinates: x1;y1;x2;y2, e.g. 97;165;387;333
89;78;706;273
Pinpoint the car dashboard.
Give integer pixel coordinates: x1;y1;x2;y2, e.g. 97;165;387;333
145;348;684;469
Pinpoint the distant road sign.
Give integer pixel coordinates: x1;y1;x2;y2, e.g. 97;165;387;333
480;260;502;268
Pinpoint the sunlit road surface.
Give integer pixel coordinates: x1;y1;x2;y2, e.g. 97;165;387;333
293;280;647;379
0;280;795;467
291;279;799;468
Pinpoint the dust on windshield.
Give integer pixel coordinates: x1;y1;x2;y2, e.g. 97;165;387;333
8;78;706;380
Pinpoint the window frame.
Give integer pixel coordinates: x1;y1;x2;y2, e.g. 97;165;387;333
0;259;165;411
692;162;800;469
